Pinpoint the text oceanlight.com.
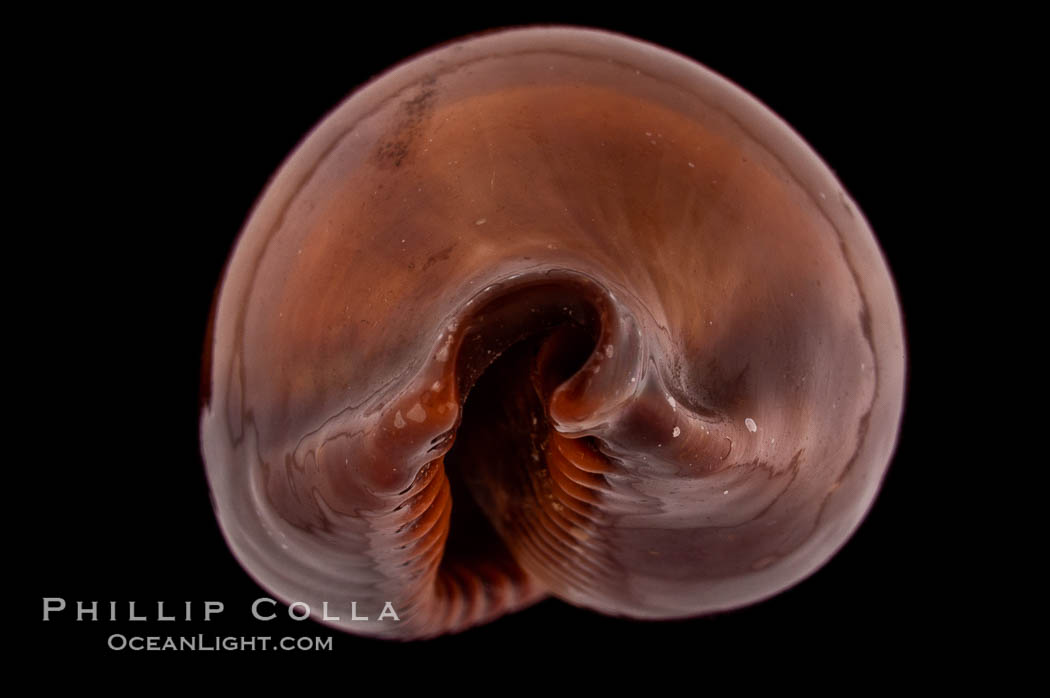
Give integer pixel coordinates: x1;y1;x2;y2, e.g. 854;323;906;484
107;634;332;652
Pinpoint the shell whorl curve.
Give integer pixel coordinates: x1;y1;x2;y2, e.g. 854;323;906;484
200;27;906;640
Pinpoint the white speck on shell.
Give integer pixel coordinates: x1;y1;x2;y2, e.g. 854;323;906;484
406;403;427;423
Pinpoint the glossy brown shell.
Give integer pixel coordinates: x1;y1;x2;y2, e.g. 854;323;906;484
200;27;906;639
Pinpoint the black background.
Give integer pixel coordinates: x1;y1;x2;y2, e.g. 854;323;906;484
23;8;961;672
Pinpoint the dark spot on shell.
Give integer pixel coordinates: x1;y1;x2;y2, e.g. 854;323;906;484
422;243;456;271
374;84;437;168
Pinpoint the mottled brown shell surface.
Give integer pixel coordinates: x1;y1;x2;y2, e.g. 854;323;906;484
200;27;905;639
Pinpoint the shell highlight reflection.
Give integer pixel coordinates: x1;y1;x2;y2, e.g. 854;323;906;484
200;27;906;639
